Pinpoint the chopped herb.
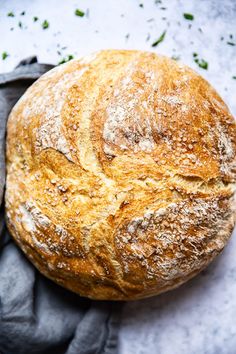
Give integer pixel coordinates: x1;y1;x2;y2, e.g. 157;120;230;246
10;27;14;31
155;0;162;4
230;34;233;39
183;13;194;20
33;16;38;22
171;55;180;61
139;3;144;8
2;52;9;60
151;30;166;47
232;76;236;79
7;12;14;17
75;9;85;17
221;36;224;41
18;21;22;28
125;33;130;40
160;7;166;10
42;20;49;29
227;41;235;46
194;58;208;70
20;11;25;16
193;52;198;57
198;28;203;33
58;55;74;65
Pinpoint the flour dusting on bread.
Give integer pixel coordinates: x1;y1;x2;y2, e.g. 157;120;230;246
5;50;236;300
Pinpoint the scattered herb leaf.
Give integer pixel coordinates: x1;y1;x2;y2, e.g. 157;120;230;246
7;12;14;17
160;7;166;10
230;34;233;39
232;76;236;79
227;41;235;46
151;30;166;47
139;3;144;8
194;58;208;70
18;21;22;28
183;13;194;20
75;9;85;17
2;52;9;60
21;11;25;16
171;55;180;61
33;16;38;22
193;52;198;57
58;55;74;65
42;20;49;29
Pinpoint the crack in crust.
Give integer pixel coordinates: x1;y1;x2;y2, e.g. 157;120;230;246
5;50;236;300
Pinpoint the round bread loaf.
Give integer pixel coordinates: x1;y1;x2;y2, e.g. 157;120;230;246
5;50;236;300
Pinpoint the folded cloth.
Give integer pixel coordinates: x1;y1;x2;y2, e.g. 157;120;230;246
0;58;122;354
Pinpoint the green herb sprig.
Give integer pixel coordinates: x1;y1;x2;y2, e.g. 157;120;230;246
151;30;166;47
42;20;49;29
193;53;208;70
75;9;85;17
58;55;74;65
2;52;9;60
183;13;194;20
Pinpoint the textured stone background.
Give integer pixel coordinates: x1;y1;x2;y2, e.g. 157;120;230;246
0;1;236;353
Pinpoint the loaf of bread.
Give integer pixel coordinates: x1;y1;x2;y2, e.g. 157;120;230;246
5;50;236;300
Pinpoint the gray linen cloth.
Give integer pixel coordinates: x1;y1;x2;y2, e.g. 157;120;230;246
0;57;121;354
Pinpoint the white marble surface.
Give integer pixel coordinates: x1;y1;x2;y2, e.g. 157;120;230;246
1;0;236;353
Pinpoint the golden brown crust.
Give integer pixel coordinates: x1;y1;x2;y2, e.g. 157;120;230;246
5;50;236;300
